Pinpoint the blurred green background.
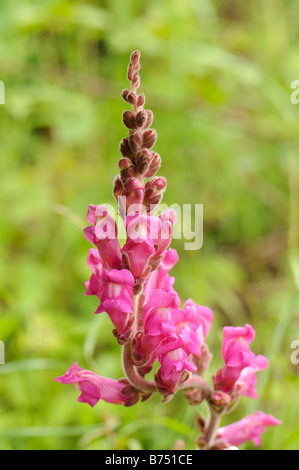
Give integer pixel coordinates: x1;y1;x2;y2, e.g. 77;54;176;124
1;0;299;450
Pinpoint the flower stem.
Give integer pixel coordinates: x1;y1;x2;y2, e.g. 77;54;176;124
203;406;222;450
180;375;212;398
122;342;156;394
122;291;156;394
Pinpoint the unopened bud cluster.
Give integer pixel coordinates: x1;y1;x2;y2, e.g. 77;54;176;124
113;51;165;216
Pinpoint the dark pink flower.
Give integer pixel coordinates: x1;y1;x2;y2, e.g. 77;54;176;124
55;363;138;407
134;290;180;364
218;412;281;447
83;205;122;269
213;324;268;398
95;268;134;333
122;213;161;279
144;249;179;297
155;340;196;396
84;249;104;297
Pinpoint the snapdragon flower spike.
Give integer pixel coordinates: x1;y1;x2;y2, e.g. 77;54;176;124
218;412;281;448
213;324;268;400
56;51;279;452
55;363;139;407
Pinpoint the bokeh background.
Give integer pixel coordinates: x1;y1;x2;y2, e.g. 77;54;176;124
1;0;299;450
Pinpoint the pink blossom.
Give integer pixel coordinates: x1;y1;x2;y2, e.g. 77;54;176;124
134;290;181;364
95;268;134;333
154;209;177;256
122;178;145;213
174;300;214;355
83;205;122;269
122;213;161;279
213;324;268;398
218;412;281;447
55;363;139;407
155;340;197;396
84;249;104;298
144;249;179;297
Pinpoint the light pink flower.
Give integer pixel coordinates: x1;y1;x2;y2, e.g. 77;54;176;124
218;412;281;447
55;363;139;407
83;205;122;269
174;300;214;355
213;324;268;398
154;209;177;256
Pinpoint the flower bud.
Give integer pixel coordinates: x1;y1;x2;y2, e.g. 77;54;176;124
143;177;167;212
128;131;143;153
113;175;124;202
127;92;137;106
120;137;135;159
118;158;137;182
143;129;157;149
132;72;140;90
209;391;231;413
137;93;145;107
136;149;152;174
145;153;161;177
131;50;141;68
145;110;154;128
127;63;134;81
135;110;147;128
122;110;137;129
123;177;144;212
121;89;131;102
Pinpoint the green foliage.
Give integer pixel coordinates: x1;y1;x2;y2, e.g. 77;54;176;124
1;0;299;450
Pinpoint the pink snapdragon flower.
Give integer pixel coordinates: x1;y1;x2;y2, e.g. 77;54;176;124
134;290;181;364
123;213;161;279
144;248;178;298
218;412;281;447
95;268;134;335
84;248;104;298
154;209;177;256
83;205;122;269
155;340;197;396
55;363;139;407
213;324;268;398
174;300;214;355
84;248;134;337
